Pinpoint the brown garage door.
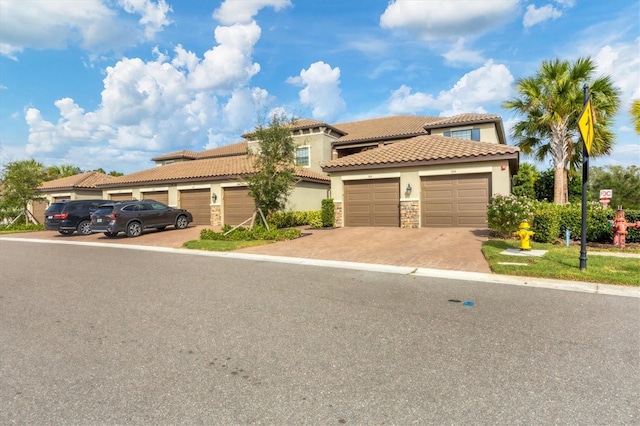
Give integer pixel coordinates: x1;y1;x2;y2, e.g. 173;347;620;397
110;193;133;202
32;200;49;223
142;191;169;205
421;173;490;227
224;187;256;226
344;178;400;227
180;189;211;225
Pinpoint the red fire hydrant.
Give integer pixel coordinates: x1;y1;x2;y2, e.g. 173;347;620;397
515;221;535;250
612;209;640;249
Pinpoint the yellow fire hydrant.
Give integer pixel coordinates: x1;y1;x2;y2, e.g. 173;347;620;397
515;221;535;250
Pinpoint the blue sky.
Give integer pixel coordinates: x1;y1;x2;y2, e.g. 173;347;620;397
1;0;638;174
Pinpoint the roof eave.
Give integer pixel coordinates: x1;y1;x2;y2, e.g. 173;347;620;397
322;152;519;173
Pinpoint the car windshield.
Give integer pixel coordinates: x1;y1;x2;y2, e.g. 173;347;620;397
45;203;65;214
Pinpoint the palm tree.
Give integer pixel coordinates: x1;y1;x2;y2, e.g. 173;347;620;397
503;57;620;204
45;164;82;180
631;99;640;135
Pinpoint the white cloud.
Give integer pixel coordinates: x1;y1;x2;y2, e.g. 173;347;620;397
213;0;291;25
380;0;519;41
388;60;514;115
594;41;640;106
442;38;485;66
523;4;562;28
287;61;346;121
22;40;272;170
0;0;171;58
187;22;262;92
118;0;173;40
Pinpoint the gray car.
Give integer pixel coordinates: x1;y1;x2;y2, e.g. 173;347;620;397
90;200;193;237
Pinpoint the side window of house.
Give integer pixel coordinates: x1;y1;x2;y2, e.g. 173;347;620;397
444;128;481;141
295;146;310;167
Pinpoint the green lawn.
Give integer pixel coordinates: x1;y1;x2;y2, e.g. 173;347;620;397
183;239;273;251
482;239;640;286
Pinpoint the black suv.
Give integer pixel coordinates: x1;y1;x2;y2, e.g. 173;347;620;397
90;199;193;237
44;199;111;235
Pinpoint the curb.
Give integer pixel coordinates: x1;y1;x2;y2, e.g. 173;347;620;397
2;237;639;299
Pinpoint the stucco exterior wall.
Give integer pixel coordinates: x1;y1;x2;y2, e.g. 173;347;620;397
430;122;500;144
329;160;514;227
286;181;330;212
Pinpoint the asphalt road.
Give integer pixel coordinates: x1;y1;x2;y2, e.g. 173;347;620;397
1;240;639;425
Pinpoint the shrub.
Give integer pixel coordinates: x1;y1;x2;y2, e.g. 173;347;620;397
487;194;537;237
0;223;45;232
199;225;300;241
267;210;322;228
533;204;561;243
557;202;617;243
307;211;323;229
321;198;335;227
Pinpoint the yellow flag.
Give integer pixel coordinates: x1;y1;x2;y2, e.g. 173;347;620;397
578;99;594;155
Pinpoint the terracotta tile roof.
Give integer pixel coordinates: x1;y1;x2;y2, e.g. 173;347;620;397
322;135;519;171
150;149;199;161
39;171;117;190
98;155;329;187
242;119;345;139
425;113;502;128
331;115;440;145
196;141;248;159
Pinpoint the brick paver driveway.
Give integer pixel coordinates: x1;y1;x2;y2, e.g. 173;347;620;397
5;226;491;273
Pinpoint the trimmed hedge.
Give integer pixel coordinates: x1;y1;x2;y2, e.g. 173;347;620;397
321;198;335;227
267;210;323;229
532;204;560;243
488;196;640;243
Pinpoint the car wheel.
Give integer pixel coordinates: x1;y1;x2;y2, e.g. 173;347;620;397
103;231;118;238
156;226;167;231
77;220;92;235
58;229;74;235
175;215;189;229
126;221;142;237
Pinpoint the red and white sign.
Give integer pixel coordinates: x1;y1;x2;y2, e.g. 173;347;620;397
599;189;613;200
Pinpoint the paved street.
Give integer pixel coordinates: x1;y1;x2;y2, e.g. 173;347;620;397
1;240;639;424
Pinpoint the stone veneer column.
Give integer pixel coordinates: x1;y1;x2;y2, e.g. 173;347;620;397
210;205;221;226
400;200;419;228
334;201;343;227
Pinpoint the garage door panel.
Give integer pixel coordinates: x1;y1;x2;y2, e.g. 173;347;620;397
421;173;490;228
180;189;211;225
110;194;132;202
224;187;255;226
344;178;399;227
426;202;453;213
142;191;169;205
348;193;372;202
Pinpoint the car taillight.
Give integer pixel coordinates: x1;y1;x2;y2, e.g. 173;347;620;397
108;213;119;219
53;213;68;219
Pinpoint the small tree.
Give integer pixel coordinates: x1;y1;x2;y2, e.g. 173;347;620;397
512;163;539;198
246;113;300;217
1;159;47;224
